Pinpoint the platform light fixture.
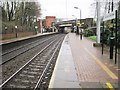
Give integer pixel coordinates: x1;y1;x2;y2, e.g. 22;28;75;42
15;25;18;38
5;26;7;34
74;6;82;40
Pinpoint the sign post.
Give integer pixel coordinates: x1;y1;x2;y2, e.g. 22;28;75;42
96;1;101;43
103;12;115;21
103;11;116;59
115;10;118;64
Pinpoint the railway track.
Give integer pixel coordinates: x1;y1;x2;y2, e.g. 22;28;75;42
2;34;63;82
2;34;57;55
1;34;65;89
1;34;58;65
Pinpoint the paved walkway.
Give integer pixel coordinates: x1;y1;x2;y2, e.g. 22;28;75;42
69;33;118;88
49;33;118;89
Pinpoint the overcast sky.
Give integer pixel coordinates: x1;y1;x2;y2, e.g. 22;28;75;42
38;0;95;19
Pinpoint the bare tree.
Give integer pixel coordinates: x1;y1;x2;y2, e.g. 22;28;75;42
2;1;41;33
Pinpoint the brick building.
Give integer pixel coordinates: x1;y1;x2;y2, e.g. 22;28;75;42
45;16;56;28
77;18;93;28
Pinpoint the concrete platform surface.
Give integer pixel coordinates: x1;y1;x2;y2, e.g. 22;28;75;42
49;33;118;89
49;34;81;88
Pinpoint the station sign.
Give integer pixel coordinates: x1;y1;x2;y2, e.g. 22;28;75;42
103;12;115;21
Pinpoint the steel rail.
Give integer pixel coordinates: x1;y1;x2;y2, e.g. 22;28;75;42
1;35;58;65
0;36;59;88
2;35;56;56
34;39;62;90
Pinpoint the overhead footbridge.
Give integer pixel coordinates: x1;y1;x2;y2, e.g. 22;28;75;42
55;20;75;33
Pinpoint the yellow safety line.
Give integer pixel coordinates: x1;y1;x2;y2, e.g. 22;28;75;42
106;82;115;90
84;48;118;80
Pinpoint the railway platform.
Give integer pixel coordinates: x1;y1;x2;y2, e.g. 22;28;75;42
49;33;119;89
0;32;57;45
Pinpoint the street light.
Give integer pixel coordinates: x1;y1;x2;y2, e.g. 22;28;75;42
35;26;38;34
72;15;77;22
5;26;7;34
72;15;77;32
74;7;81;21
74;7;82;40
15;25;18;38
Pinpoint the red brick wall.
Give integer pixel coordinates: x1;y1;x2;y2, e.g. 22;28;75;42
45;16;56;28
2;32;35;40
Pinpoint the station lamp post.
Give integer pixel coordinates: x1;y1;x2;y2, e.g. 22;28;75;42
72;15;77;26
74;7;82;40
5;26;7;34
35;26;38;34
15;25;18;38
72;15;77;33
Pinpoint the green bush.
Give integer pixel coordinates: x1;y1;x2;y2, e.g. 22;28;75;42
103;29;110;45
84;29;95;37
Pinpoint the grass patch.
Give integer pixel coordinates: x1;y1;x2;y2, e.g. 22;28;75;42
88;36;96;41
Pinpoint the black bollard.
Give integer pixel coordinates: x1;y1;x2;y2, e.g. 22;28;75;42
80;29;82;40
110;36;114;59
